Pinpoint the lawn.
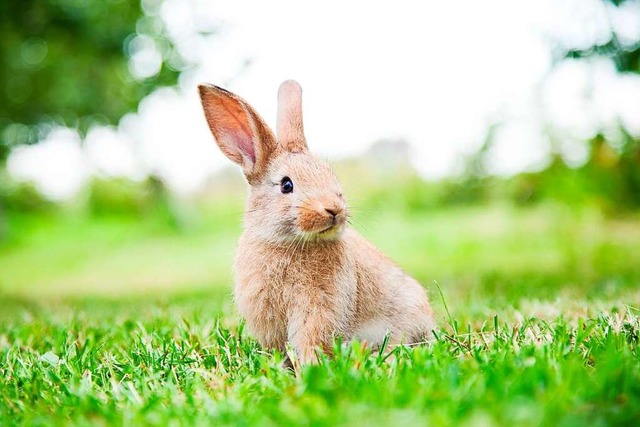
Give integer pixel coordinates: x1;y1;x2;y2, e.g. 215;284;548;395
1;199;639;426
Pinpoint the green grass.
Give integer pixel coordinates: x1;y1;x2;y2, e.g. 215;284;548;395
1;298;638;426
1;200;640;426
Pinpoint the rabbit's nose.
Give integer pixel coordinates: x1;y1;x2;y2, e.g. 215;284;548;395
316;194;345;221
325;208;338;218
323;201;345;224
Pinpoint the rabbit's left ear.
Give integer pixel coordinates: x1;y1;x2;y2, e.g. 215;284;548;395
199;84;278;184
277;80;308;152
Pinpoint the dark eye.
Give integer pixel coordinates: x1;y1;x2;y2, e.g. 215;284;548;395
280;176;294;194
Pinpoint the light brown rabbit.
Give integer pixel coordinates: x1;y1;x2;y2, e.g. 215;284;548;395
198;80;435;364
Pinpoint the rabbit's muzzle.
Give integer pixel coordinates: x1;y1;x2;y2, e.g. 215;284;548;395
296;193;347;237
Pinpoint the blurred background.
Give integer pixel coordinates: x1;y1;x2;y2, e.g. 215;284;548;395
1;0;639;318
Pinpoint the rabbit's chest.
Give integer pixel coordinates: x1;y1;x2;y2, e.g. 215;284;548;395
232;250;306;348
232;263;287;349
233;240;356;348
234;255;314;317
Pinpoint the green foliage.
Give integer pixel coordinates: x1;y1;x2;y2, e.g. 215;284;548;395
86;175;200;234
0;177;53;214
87;176;171;216
0;0;193;157
505;134;640;210
0;177;54;243
355;175;488;215
88;177;155;217
563;0;640;73
346;162;640;217
566;32;640;74
566;35;640;73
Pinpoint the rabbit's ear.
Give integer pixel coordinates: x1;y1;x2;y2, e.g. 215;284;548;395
277;80;308;153
199;84;278;183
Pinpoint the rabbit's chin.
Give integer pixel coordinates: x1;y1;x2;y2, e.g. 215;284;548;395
294;224;346;242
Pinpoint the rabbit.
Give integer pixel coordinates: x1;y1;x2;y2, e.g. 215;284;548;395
198;80;435;364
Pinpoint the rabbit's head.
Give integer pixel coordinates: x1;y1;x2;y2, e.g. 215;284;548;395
199;80;348;243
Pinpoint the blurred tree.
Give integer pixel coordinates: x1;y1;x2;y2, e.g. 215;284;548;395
561;0;640;208
565;0;640;74
0;0;198;161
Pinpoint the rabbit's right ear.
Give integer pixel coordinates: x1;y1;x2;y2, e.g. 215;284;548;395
198;84;278;183
277;80;307;153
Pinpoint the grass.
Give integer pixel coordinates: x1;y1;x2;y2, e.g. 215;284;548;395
1;298;638;426
1;197;640;426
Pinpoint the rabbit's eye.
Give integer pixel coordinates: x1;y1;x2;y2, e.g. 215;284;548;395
280;176;294;194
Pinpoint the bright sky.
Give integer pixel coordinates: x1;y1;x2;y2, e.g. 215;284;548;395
7;0;640;199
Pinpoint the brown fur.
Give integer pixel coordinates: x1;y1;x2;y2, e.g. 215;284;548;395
198;80;435;364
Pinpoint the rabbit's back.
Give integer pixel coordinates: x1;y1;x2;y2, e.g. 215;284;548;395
348;228;436;345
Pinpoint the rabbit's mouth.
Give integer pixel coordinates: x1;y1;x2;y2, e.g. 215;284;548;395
292;221;344;242
319;213;347;234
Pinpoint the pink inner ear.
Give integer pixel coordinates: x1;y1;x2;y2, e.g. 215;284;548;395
205;95;256;163
219;120;255;162
218;100;255;162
